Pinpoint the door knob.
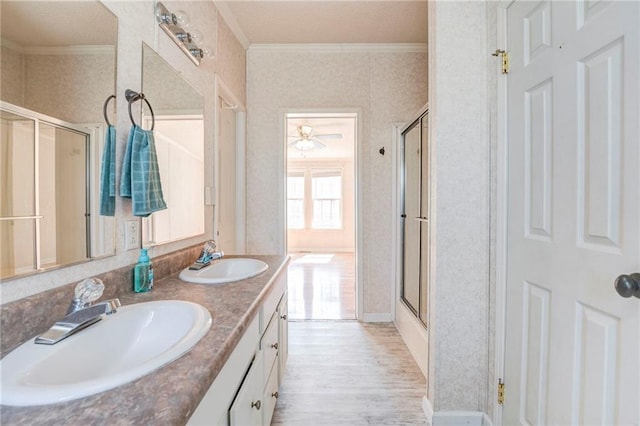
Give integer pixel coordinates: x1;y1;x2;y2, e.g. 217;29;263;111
614;273;640;298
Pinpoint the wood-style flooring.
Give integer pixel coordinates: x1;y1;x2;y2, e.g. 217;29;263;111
271;321;427;425
287;253;355;320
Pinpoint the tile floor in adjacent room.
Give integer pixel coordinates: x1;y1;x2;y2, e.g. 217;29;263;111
271;321;427;426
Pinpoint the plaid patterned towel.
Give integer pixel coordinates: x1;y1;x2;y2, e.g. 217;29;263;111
119;125;167;217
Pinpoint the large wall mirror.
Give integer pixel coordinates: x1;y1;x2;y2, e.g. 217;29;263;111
140;44;205;246
0;1;117;280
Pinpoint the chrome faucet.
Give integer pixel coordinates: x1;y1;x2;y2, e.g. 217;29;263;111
189;240;224;270
35;278;120;345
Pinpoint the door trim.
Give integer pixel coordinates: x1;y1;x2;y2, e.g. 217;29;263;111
214;75;246;253
279;108;363;320
494;2;512;425
392;107;429;381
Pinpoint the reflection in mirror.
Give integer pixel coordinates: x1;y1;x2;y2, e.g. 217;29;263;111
141;44;205;246
0;1;117;280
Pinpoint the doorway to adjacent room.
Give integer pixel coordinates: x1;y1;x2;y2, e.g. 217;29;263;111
284;112;357;320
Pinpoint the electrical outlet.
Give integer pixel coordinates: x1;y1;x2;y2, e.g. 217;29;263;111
125;220;140;251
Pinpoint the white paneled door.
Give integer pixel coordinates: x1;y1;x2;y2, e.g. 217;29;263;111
504;1;639;425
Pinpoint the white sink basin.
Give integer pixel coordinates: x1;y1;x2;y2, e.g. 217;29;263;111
179;258;268;284
0;300;211;406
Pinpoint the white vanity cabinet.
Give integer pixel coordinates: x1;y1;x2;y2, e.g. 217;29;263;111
260;312;280;425
229;349;264;425
188;270;288;426
277;297;288;383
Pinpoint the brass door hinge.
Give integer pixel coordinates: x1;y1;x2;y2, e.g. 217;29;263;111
498;378;505;404
492;49;510;74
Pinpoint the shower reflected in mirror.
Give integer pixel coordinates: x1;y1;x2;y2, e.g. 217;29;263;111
0;1;117;280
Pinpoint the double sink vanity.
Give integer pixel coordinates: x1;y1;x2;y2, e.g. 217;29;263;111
0;247;289;425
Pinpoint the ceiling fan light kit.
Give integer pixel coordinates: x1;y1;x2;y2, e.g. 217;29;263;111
288;124;341;151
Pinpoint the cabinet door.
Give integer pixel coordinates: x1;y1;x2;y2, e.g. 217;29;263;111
229;352;264;426
261;312;279;386
278;295;288;384
402;122;421;314
262;363;280;426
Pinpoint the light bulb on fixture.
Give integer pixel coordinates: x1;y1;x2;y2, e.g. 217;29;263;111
202;46;214;59
295;139;315;151
155;2;207;66
190;30;204;45
173;10;190;28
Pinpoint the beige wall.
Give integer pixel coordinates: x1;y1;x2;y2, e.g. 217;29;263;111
0;46;26;107
246;46;427;317
1;46;114;124
426;0;498;419
1;0;246;303
25;53;115;124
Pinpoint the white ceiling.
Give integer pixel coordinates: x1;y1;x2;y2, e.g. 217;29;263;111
0;1;117;48
215;0;428;47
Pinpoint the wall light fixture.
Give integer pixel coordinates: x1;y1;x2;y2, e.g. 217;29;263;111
155;2;210;66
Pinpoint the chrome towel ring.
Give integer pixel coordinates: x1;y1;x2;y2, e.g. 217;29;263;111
125;89;155;131
102;94;116;126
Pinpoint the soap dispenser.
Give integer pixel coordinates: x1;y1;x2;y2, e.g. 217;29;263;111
133;248;153;293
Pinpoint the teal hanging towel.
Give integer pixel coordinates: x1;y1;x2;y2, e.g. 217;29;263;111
120;124;167;217
99;125;116;216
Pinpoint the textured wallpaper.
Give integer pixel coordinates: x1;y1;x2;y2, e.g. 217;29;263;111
2;0;246;303
246;47;427;316
428;1;491;414
25;53;115;124
0;46;26;107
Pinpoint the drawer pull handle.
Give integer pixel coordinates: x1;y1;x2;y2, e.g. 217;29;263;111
271;342;279;350
251;400;261;410
272;391;279;399
280;314;287;320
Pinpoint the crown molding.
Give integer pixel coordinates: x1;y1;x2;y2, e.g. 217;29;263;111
1;39;114;56
215;1;251;49
248;43;427;53
24;45;115;55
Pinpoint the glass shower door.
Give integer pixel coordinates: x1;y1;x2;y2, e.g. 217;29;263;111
402;122;421;314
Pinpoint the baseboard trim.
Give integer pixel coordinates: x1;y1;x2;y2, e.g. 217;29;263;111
287;248;354;253
394;301;428;376
432;411;490;426
423;397;434;424
362;313;391;322
482;412;494;426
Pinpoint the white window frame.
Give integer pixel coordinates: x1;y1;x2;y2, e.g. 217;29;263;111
286;166;344;230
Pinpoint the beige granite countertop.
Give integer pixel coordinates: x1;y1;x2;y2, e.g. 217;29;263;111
1;255;289;425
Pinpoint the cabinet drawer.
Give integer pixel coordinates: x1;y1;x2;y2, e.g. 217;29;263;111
188;315;259;426
260;270;287;334
261;311;279;385
229;351;264;426
277;294;288;385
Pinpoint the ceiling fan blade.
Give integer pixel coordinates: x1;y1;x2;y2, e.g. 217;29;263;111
312;139;326;149
288;139;303;146
314;133;342;139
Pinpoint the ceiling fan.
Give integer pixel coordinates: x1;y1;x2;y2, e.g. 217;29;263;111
288;124;342;151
